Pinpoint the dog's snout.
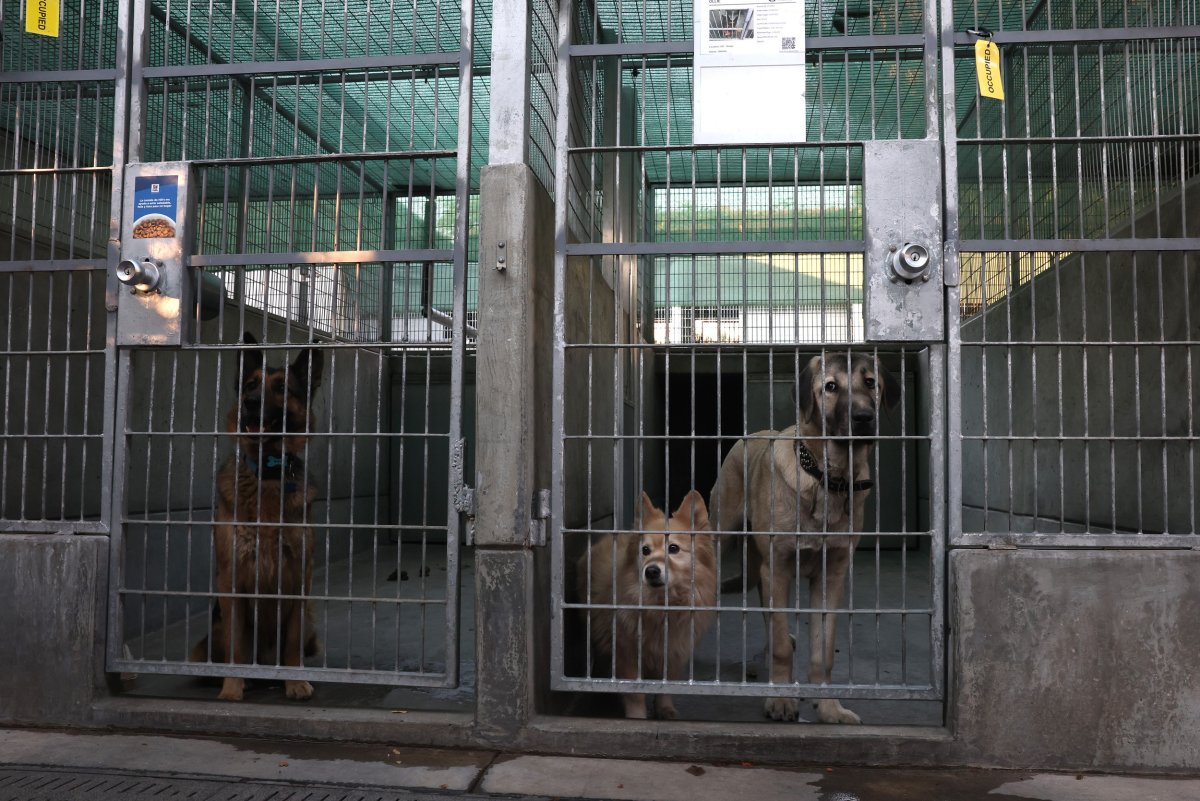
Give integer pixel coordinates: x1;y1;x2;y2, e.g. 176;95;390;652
643;564;664;586
851;406;875;424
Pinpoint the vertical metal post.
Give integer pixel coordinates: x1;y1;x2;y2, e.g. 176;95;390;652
600;52;624;522
941;0;963;558
104;0;142;670
380;190;395;343
473;0;558;740
488;0;531;165
233;85;253;303
103;0;140;536
548;0;573;697
447;0;479;691
126;0;149;164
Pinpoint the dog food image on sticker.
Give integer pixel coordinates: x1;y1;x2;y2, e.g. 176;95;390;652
132;218;176;238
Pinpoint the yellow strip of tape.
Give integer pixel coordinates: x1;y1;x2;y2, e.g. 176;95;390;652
26;0;60;37
975;39;1004;100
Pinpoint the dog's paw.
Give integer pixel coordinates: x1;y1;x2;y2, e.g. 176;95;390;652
218;678;245;701
763;697;800;721
622;694;649;719
285;680;314;701
655;698;679;720
815;699;861;724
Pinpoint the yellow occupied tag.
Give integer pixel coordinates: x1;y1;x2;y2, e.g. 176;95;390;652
975;39;1004;100
26;0;61;37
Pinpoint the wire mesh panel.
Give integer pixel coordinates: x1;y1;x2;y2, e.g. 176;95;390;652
949;1;1200;547
0;0;124;533
550;0;943;723
107;0;479;695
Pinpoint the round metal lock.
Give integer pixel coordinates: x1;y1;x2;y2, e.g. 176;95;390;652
890;242;931;282
116;258;162;292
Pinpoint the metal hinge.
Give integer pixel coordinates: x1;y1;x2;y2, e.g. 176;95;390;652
529;488;551;547
450;438;476;545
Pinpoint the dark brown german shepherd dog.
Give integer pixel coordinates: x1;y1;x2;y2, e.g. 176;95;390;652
190;333;323;701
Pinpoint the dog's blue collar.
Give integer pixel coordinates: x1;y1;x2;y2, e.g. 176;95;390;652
242;452;304;494
247;454;285;470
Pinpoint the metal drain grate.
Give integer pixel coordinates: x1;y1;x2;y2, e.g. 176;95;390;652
0;768;475;801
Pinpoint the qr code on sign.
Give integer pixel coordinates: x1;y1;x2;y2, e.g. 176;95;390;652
782;36;796;51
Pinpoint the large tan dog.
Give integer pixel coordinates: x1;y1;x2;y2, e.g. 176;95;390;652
711;353;898;723
577;491;717;719
190;333;322;701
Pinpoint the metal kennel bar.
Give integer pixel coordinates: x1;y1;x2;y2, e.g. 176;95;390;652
549;0;946;712
0;0;126;535
104;0;476;689
946;1;1200;549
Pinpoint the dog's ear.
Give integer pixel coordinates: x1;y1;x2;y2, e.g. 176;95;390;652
291;346;324;392
878;362;902;412
636;491;657;528
673;489;709;531
795;359;817;424
239;332;263;383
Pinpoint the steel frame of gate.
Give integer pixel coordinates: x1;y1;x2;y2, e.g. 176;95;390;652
548;0;948;704
943;12;1200;551
94;0;476;689
0;0;125;537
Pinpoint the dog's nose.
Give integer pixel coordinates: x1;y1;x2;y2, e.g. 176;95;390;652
851;407;875;424
644;564;663;585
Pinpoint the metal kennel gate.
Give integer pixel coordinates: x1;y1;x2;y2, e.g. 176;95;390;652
546;0;1200;720
1;3;122;535
947;3;1200;550
4;0;1199;741
549;0;948;714
102;0;477;690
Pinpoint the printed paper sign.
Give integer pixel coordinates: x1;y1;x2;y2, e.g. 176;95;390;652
700;0;803;57
26;0;60;37
975;39;1005;100
694;0;806;144
132;176;180;239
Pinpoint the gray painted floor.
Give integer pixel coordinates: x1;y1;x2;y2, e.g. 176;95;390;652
2;730;1199;801
122;542;939;725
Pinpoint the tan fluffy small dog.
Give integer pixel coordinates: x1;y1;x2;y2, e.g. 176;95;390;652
577;490;717;719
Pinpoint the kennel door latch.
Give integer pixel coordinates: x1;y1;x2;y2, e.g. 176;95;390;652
862;140;945;342
458;487;477;547
451;438;477;545
529;488;551;547
116;162;225;345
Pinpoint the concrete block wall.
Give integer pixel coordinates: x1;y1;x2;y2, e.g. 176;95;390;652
0;535;109;725
950;549;1200;770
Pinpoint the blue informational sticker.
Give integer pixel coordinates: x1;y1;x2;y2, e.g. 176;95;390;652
131;175;179;238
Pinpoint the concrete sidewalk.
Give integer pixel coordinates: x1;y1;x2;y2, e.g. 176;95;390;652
2;728;1199;801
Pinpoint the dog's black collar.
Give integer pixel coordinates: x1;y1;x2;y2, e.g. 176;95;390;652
242;452;305;493
795;442;874;494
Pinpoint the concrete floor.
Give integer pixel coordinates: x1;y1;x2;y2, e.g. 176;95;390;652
122;542;940;725
3;729;1199;801
123;541;473;712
